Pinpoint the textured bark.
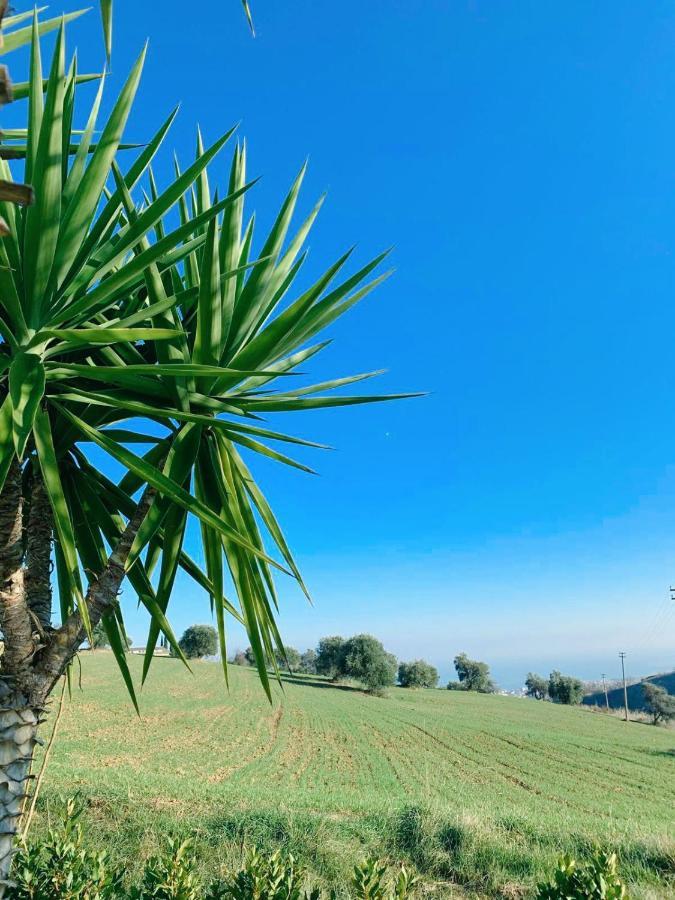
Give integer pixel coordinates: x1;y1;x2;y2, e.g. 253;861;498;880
0;462;39;892
25;474;53;632
0;469;155;888
35;486;156;700
0;685;40;892
0;460;33;679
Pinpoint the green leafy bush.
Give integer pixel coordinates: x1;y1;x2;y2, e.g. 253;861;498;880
351;859;417;900
535;849;629;899
10;807;417;899
207;847;319;899
9;798;124;899
131;837;202;900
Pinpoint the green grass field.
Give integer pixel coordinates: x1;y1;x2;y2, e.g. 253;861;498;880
32;652;674;898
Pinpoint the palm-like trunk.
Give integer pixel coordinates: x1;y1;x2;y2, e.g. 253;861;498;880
36;485;155;698
0;461;155;891
0;688;40;887
0;461;34;679
0;460;36;893
25;474;53;634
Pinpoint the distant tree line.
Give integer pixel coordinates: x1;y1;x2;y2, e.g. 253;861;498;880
232;639;506;696
232;635;445;695
233;634;398;694
182;628;674;723
232;645;316;674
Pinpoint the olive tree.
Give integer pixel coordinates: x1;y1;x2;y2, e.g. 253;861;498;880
342;634;397;695
398;659;439;688
273;645;301;673
525;672;548;700
315;636;346;681
298;649;317;674
548;671;584;705
178;625;218;660
642;683;675;725
453;653;495;693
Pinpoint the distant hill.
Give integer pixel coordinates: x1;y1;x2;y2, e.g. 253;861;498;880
583;670;675;711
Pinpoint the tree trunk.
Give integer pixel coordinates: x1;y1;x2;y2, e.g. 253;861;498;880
35;485;156;700
0;460;34;679
24;473;53;633
0;460;38;892
0;685;39;892
0;459;155;890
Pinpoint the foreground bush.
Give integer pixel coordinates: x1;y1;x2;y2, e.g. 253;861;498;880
207;847;320;900
131;837;202;899
535;848;629;899
10;799;124;899
8;805;417;899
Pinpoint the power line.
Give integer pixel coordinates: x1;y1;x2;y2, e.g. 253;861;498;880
634;591;672;651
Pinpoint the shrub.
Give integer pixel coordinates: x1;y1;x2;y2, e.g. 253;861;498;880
342;635;397;695
178;625;218;660
351;858;418;900
9;798;124;899
453;653;495;693
642;683;675;725
10;803;417;899
535;848;629;899
446;680;465;691
398;661;439;689
208;847;319;900
232;651;250;667
131;837;202;900
525;673;548;700
273;647;302;673
548;671;584;705
315;637;346;681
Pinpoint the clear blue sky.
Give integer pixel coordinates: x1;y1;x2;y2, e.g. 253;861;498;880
35;0;675;688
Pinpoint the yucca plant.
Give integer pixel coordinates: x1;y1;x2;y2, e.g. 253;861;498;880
0;5;416;889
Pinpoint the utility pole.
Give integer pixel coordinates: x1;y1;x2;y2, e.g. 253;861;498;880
601;673;610;711
619;652;629;722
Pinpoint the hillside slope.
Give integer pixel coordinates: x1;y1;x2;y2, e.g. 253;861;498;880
35;653;675;898
583;670;675;711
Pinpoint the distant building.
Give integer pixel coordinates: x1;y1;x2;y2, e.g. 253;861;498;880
129;646;170;657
